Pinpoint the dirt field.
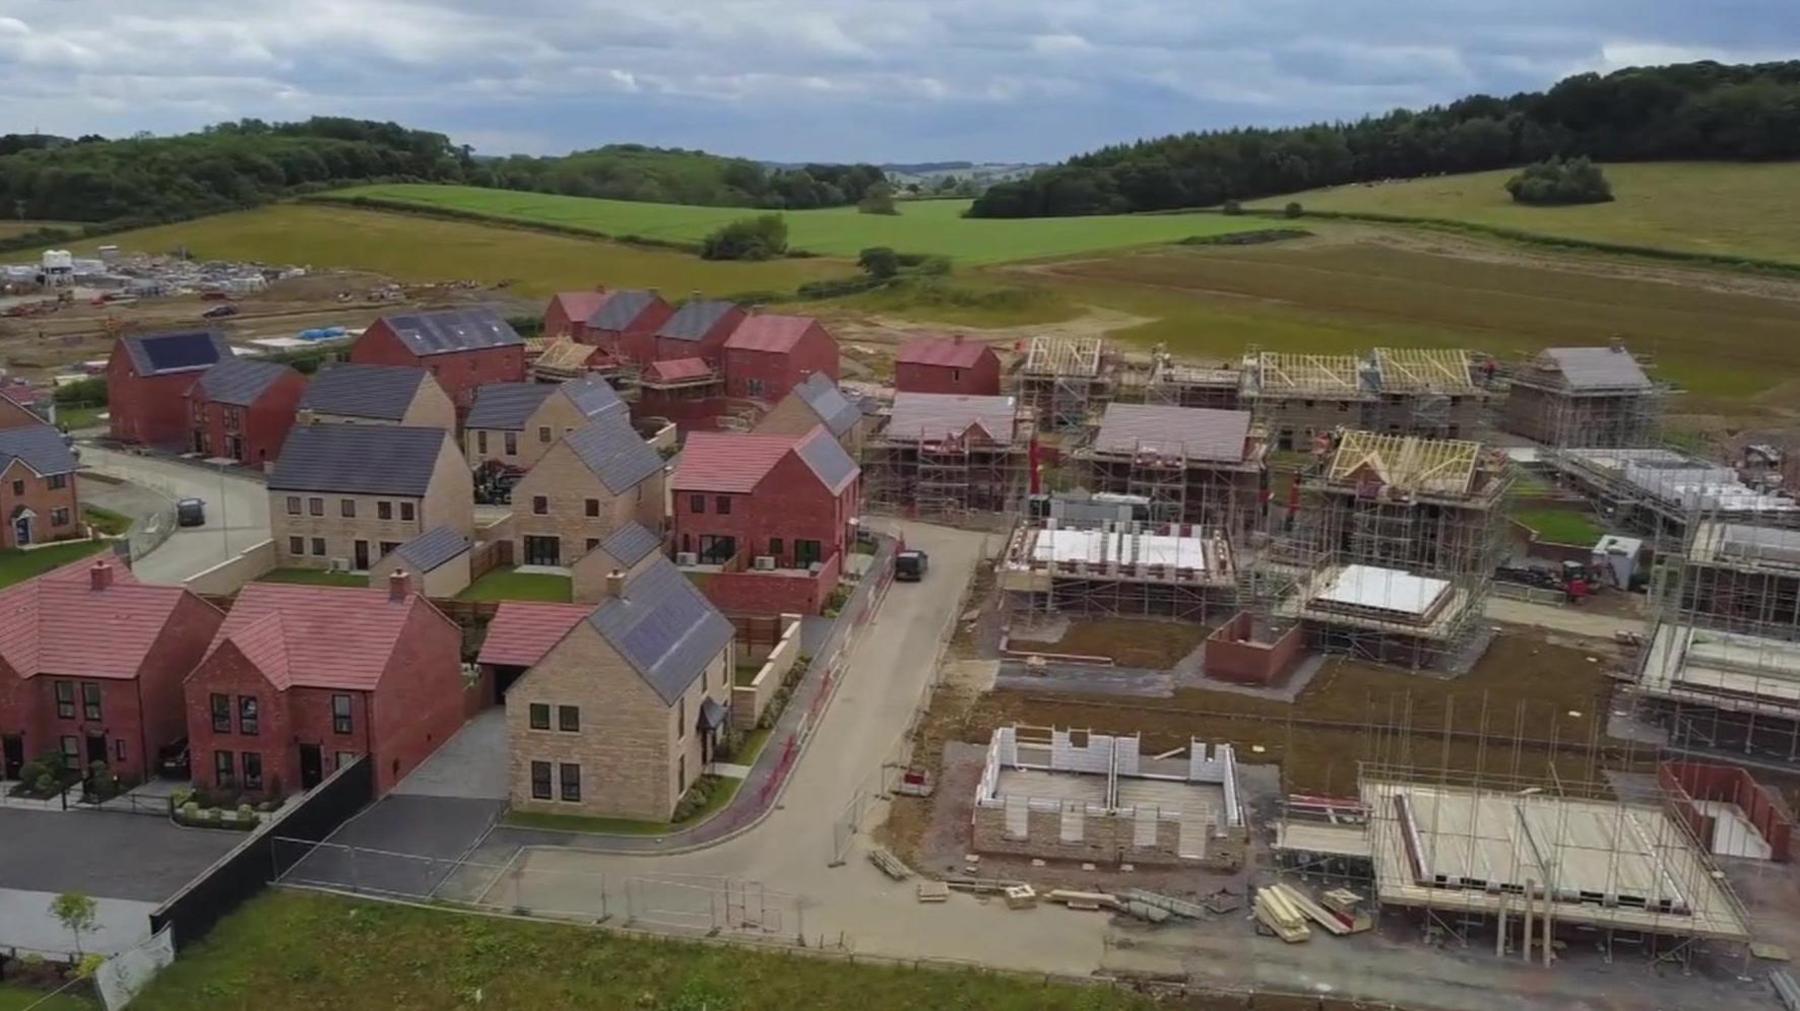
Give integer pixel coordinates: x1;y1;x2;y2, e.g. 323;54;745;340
1010;617;1213;668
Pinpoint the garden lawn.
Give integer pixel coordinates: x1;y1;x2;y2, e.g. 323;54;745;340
54;405;106;431
0;539;110;588
0;984;95;1010
1514;508;1606;546
457;567;572;602
81;506;132;536
257;568;369;588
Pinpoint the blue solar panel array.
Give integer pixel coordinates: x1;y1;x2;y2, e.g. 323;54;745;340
125;331;230;376
795;429;859;492
566;413;663;494
589;557;733;705
383;308;522;356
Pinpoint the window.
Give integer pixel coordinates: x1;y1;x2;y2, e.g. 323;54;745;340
10;479;21;495
242;752;263;791
690;495;704;514
530;761;552;800
340;499;356;518
380;541;400;556
214;750;234;787
61;735;79;761
82;683;100;721
504;432;518;456
677;697;686;739
585;538;600;552
331;694;353;734
286;496;301;515
715;496;731;515
951;369;962;382
746;379;765;398
47;474;66;491
584;498;599;517
238;696;259;736
476;431;488;455
50;507;69;527
54;681;74;719
400;502;415;522
528;703;550;730
311;537;326;556
768;537;783;559
678;754;687;794
558;705;580;732
697;535;735;565
308;497;324;516
795;539;823;567
526;495;546;516
288;536;304;556
538;426;552;444
211;693;231;733
378;501;393;520
559;763;581;802
114;739;126;762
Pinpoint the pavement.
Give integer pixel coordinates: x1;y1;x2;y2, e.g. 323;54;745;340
1483;596;1641;640
394;709;510;801
79;444;271;584
0;890;159;956
283;795;504;898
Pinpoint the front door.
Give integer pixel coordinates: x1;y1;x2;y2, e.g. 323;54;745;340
354;540;370;570
2;735;22;779
523;535;560;566
299;744;323;789
12;512;30;547
85;733;107;768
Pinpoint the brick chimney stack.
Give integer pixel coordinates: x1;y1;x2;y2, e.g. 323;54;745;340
388;570;411;602
89;560;112;591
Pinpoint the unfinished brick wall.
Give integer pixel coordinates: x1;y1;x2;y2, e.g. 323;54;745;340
971;804;1246;869
1204;612;1305;685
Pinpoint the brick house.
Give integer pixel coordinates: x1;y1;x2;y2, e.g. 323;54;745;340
465;375;627;472
896;335;1002;396
298;363;456;430
0;558;223;781
542;292;609;340
0;424;81;549
576;290;675;363
754;372;867;455
268;424;474;571
185;357;306;469
106;330;233;447
721;314;839;404
652;298;746;365
0;392;46;430
182;575;466;797
510;412;665;567
349;308;526;413
505;554;733;821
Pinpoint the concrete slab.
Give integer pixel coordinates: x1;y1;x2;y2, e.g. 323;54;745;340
0;890;156;956
0;808;240;901
394;709;509;800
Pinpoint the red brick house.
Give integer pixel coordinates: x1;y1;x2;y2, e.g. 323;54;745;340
0;558;224;782
721;314;839;404
182;574;466;797
0;423;81;549
579;290;674;364
652;298;745;365
896;335;1002;396
350;308;526;413
542;292;609;340
106;330;233;447
185;357;306;469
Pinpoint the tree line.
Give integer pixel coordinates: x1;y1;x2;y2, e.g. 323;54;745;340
472;147;888;210
969;60;1800;218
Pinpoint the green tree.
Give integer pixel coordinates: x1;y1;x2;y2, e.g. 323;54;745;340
857;246;900;279
1504;155;1614;205
51;891;97;956
857;181;899;215
699;214;789;261
1284;201;1304;219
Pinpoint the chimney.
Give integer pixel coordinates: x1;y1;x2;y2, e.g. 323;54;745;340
295;408;316;426
89;559;112;592
388;569;411;602
953;333;965;345
606;569;625;599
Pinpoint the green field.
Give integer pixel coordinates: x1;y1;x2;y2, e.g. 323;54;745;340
1251;162;1800;265
1514;508;1606;545
330;184;1268;264
0;540;111;588
0;220;77;239
457;567;572;602
131;891;1163;1011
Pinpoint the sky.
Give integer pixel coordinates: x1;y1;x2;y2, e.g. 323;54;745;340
0;0;1795;163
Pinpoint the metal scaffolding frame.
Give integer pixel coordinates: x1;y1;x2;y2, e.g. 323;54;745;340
862;401;1033;521
999;519;1241;621
1499;347;1664;450
1015;336;1114;434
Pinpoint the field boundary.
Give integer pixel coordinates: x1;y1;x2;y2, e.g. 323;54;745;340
299;193;718;255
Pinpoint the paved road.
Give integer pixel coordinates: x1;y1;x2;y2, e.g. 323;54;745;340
80;444;271;584
1484;597;1640;640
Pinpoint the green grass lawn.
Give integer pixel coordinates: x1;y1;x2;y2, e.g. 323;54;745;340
1250;161;1800;266
0;539;110;588
0;984;95;1010
54;405;106;431
1514;508;1606;545
457;567;572;602
131;891;1161;1011
81;505;131;536
257;568;369;588
330;184;1270;264
504;774;744;835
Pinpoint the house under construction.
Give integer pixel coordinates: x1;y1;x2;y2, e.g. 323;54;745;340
863;391;1031;518
999;517;1241;621
1501;344;1661;449
1548;447;1800;551
1242;348;1489;450
1072;403;1267;535
1143;351;1242;410
1015;336;1115;434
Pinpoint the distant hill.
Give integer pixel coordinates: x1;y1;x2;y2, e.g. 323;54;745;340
971;60;1800;218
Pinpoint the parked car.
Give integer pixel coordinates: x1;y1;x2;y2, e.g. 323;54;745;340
176;498;206;526
158;739;190;779
896;549;929;582
201;304;239;319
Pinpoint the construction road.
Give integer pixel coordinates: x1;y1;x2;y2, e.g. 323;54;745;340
80;444;271;583
1484;596;1640;641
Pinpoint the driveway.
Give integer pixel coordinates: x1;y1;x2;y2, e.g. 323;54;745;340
283;795;504;898
394;709;510;800
79;444;271;584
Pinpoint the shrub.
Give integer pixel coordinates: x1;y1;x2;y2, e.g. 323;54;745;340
33;773;55;796
1284;201;1304;219
699;214;788;261
857;246;900;279
16;760;45;788
1221;199;1243;215
1505;156;1614;206
857;182;898;215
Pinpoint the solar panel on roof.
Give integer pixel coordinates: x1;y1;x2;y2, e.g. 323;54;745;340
141;332;226;373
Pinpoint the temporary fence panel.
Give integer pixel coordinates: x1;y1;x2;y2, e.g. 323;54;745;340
95;925;175;1011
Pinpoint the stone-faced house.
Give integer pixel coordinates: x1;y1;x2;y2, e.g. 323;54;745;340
510;412;666;568
367;526;473;599
298;363;456;431
754;372;867;455
464;375;627;473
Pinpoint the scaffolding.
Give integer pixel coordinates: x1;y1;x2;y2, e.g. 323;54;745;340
1016;336;1114;433
1143;351;1242;410
1071;403;1268;538
1546;447;1800;555
862;393;1032;521
1244;348;1489;448
1500;345;1663;449
999;518;1240;621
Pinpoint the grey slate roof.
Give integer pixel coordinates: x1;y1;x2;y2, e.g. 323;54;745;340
1093;404;1251;462
566;413;664;494
120;330;231;377
561;375;626;420
0;424;77;476
601;522;662;567
588;290;661;332
1543;347;1652;391
588;555;733;705
390;526;471;573
795;429;859;494
465;383;557;431
379;308;523;356
269;425;447;497
792;373;861;437
655;300;738;342
193;357;295;407
885;393;1018;445
300;364;429;421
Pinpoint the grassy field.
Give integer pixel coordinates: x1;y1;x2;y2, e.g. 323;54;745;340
0;220;77;239
81;505;131;536
0;540;110;588
0;984;94;1010
457;567;572;602
1251;162;1800;265
258;568;368;588
330;185;1269;264
132;891;1169;1011
1514;507;1606;545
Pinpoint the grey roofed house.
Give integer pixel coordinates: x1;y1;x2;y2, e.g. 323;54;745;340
885;392;1019;444
565;412;664;494
269;425;448;497
561;374;626;420
1092;403;1252;462
0;424;78;476
465;383;558;431
300;363;430;421
588;555;733;705
655;299;739;342
792;373;862;438
119;330;232;376
587;290;663;332
379;307;523;356
192;357;296;407
795;428;859;494
600;521;662;568
390;525;471;573
1540;347;1652;391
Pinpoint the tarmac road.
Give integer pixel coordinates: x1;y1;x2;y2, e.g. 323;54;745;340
80;444;270;584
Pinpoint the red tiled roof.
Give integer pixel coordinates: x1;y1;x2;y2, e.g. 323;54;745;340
897;336;989;369
645;357;712;382
203;582;444;692
549;292;608;327
673;432;796;493
0;559;196;680
478;601;592;667
723;314;819;354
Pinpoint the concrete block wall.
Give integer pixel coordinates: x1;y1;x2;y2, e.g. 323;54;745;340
729;613;800;731
183;539;276;595
1050;729;1113;775
1114;735;1140;776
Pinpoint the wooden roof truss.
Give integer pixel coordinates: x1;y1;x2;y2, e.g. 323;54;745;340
1327;430;1481;497
1256;352;1364;395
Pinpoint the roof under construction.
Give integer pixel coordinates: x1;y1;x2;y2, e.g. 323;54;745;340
1372;348;1477;393
1252;352;1370;395
1021;336;1102;378
1090;403;1252;462
1326;431;1482;498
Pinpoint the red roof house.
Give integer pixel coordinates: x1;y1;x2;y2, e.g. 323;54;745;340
721;314;839;404
475;601;593;702
542;292;609;340
185;357;306;469
896;335;1002;396
182;574;467;797
0;558;224;782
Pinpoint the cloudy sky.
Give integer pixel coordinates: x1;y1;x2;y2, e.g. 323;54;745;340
0;0;1794;162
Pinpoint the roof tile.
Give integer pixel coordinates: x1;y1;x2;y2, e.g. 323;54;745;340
897;336;990;369
207;582;445;691
724;314;821;354
269;425;448;497
300;364;430;421
193;357;296;408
